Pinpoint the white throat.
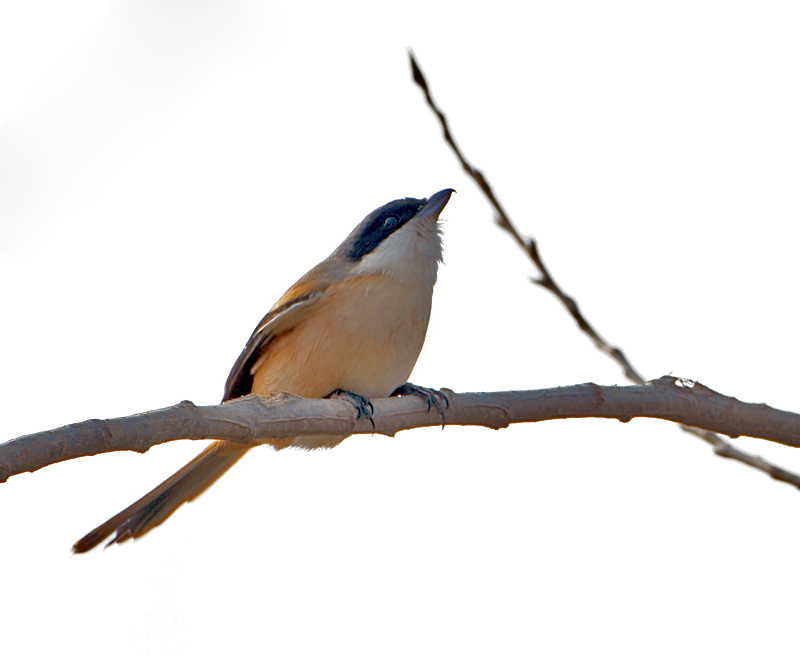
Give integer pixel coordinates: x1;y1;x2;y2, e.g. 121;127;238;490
353;216;443;288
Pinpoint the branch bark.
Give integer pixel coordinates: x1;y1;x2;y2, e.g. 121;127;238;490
2;376;799;485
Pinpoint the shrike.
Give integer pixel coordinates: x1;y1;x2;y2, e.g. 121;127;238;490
73;188;454;552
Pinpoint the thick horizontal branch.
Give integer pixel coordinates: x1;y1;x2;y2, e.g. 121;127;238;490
1;376;798;484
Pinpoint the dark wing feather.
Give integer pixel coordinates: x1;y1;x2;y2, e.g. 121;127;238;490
222;290;324;401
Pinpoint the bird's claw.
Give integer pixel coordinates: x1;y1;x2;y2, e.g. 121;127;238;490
328;389;375;430
391;383;449;428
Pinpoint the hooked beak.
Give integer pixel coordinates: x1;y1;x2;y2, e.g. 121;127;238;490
417;188;455;221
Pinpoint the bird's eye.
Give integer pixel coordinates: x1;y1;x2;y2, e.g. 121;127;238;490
383;215;399;228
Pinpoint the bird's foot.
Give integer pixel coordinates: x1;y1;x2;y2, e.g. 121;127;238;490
391;383;449;427
328;389;375;430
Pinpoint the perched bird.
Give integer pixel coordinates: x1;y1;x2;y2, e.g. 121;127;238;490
73;188;454;552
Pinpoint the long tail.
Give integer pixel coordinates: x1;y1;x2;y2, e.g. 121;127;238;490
72;440;249;553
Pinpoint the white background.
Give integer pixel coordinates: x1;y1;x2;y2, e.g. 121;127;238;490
2;1;799;654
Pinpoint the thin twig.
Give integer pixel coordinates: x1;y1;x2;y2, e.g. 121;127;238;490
408;51;800;490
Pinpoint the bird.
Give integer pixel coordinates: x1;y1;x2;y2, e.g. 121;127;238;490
72;188;455;552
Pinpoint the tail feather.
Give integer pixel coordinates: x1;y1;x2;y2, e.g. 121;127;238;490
72;440;249;553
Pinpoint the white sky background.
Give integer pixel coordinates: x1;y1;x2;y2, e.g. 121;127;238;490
2;1;800;653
